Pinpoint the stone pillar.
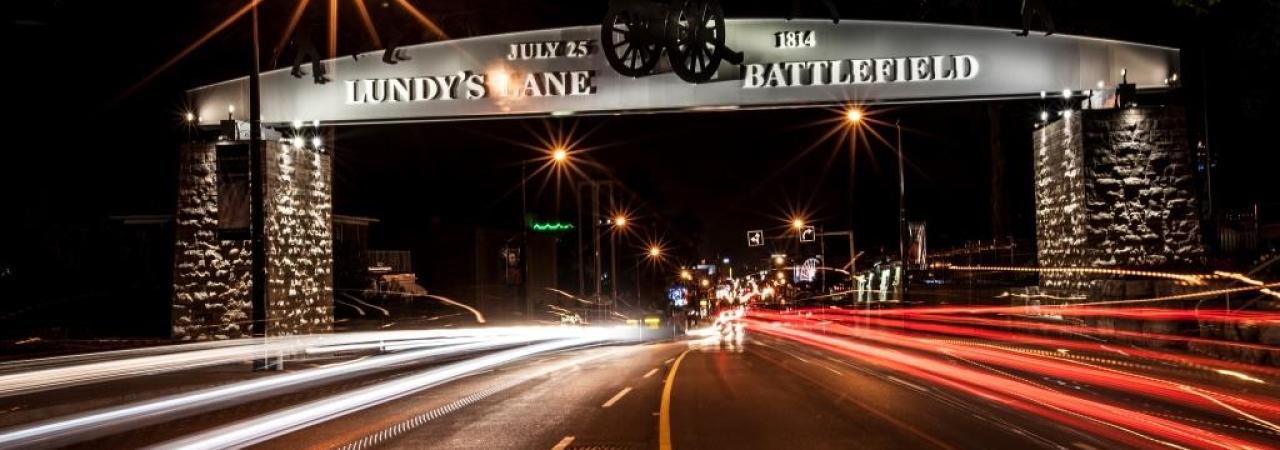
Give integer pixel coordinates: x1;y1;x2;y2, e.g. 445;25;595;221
173;140;333;340
1032;107;1205;294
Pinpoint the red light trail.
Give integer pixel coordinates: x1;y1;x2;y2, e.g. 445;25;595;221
746;309;1280;449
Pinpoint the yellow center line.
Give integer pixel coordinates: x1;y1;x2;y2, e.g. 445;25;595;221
659;349;692;450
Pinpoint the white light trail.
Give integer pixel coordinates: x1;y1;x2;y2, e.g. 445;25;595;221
0;327;629;450
0;327;565;397
148;333;625;450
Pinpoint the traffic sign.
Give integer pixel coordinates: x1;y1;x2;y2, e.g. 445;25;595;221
747;230;764;247
799;226;817;243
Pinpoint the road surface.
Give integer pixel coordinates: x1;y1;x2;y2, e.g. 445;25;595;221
0;325;1277;449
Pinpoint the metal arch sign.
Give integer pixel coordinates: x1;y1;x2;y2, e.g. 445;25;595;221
189;19;1179;126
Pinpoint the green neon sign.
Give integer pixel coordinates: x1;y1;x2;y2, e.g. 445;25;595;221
530;222;575;232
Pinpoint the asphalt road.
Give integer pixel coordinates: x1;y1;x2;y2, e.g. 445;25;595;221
2;328;1277;450
324;333;1106;450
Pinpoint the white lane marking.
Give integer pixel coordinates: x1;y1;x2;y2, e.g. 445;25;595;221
664;358;675;365
551;436;576;450
602;386;633;408
793;355;809;363
643;368;659;378
821;365;842;376
886;375;930;393
316;355;371;368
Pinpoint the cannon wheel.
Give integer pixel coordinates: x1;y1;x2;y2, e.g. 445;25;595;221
667;0;726;83
601;5;663;78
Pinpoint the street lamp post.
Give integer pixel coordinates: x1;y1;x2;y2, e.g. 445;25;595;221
522;149;570;322
844;108;863;278
845;108;906;301
636;246;661;312
610;213;627;314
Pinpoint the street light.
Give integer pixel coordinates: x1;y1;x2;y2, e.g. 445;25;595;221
792;218;806;230
613;215;628;228
552;147;568;163
845;108;864;124
648;246;662;258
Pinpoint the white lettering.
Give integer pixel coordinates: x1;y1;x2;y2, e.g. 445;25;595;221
422;77;441;100
544;71;567;96
765;64;787;87
742;54;978;89
874;59;894;83
367;79;387;102
784;62;806;85
521;73;543;97
932;55;955;80
851;59;873;84
464;73;487;99
831;60;851;84
345;80;361;104
743;64;766;88
808;61;830;85
434;75;460;100
910;57;931;82
507;40;593;60
569;70;596;95
956;55;980;80
388;78;411;102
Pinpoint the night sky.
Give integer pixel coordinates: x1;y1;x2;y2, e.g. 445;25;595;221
2;1;1277;331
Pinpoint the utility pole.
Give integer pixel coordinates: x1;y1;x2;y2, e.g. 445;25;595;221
576;185;585;301
819;226;826;294
592;183;602;320
634;257;643;312
248;2;275;370
520;162;530;320
609;184;618;315
896;119;908;301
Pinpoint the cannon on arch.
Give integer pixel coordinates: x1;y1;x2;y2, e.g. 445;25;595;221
600;0;744;84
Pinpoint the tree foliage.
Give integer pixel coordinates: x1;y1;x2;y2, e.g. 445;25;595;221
1170;0;1223;14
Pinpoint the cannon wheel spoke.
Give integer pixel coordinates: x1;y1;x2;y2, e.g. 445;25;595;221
602;6;661;77
668;0;725;83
